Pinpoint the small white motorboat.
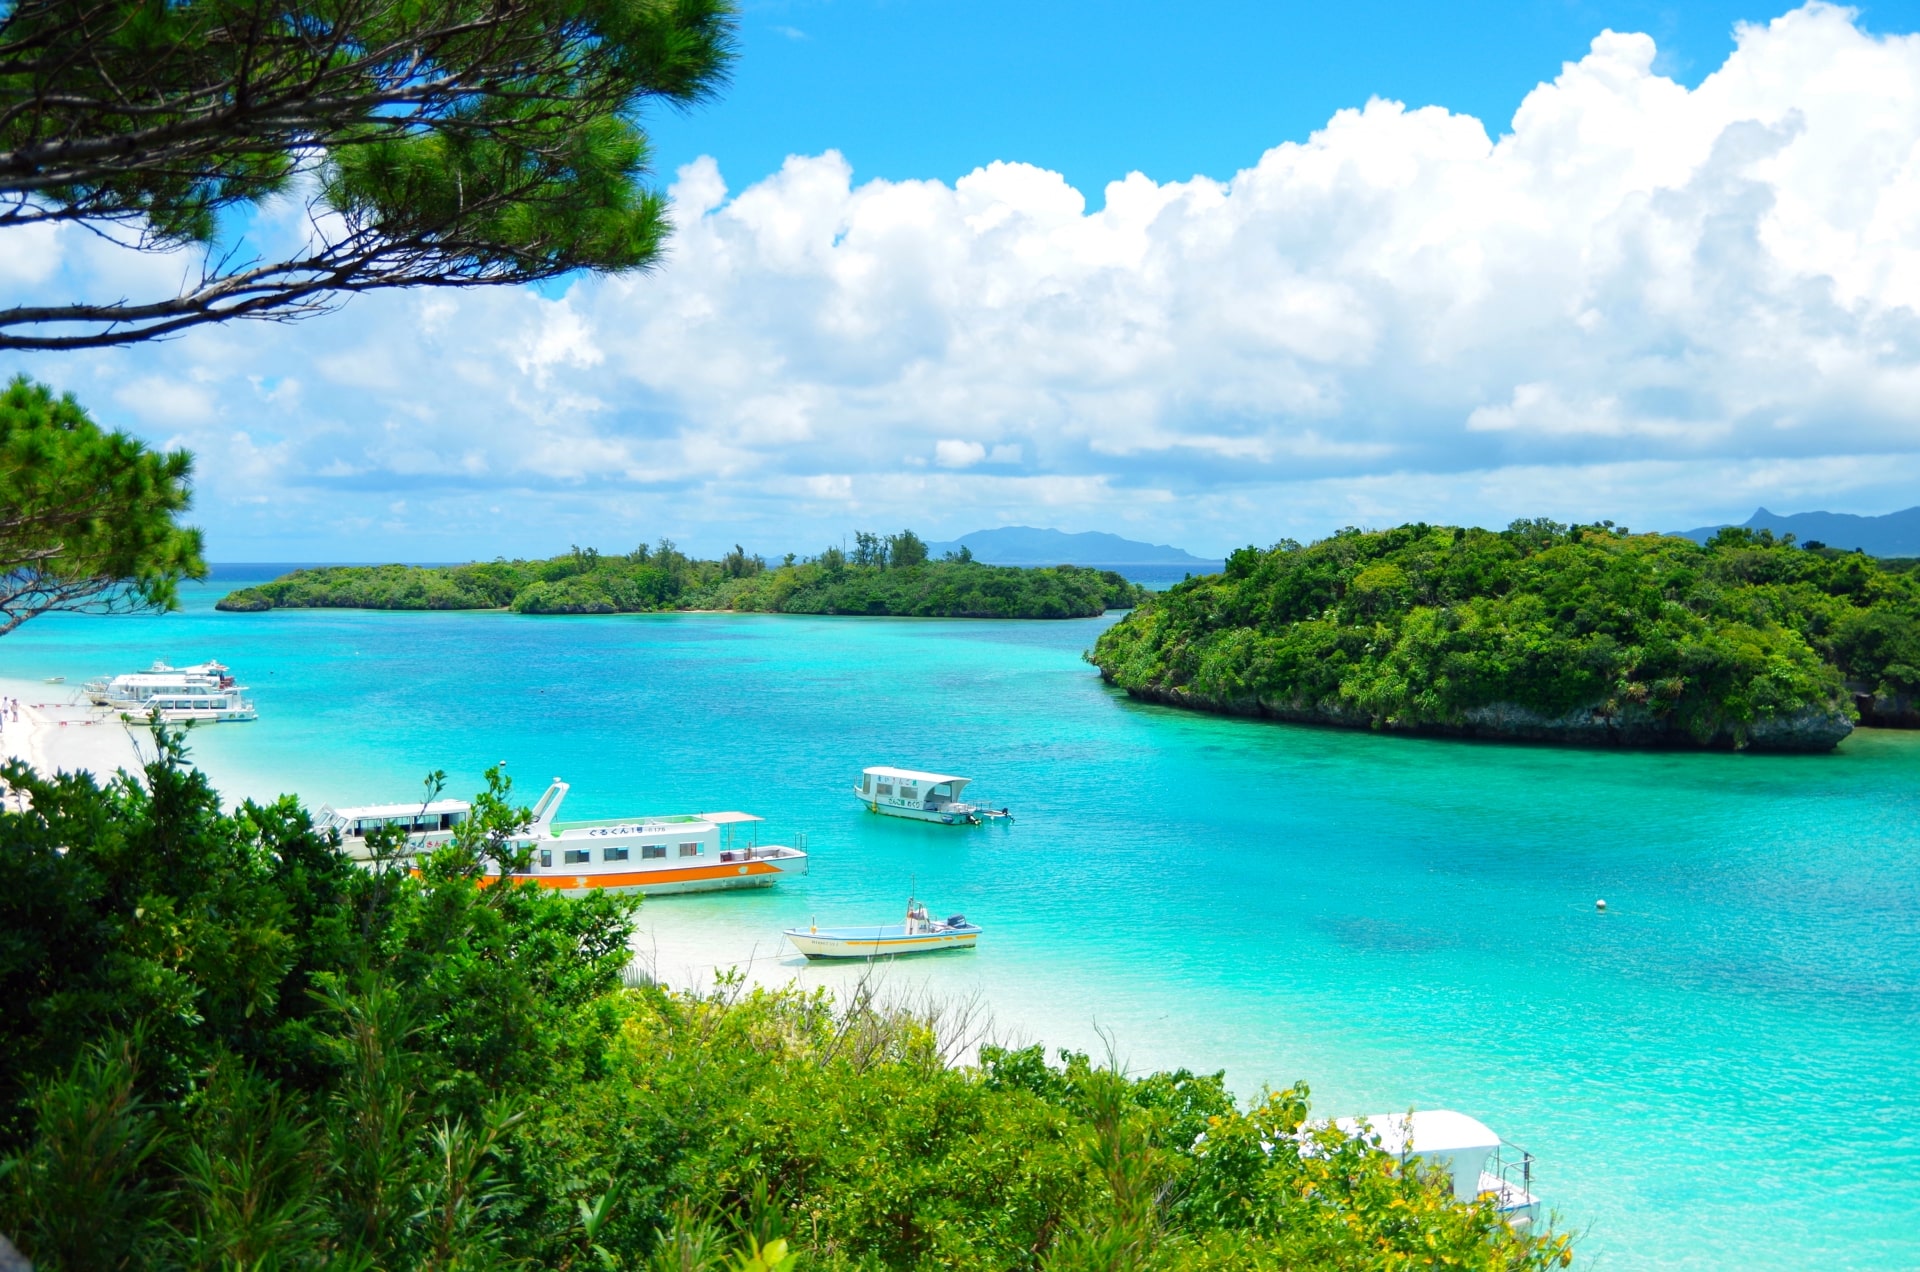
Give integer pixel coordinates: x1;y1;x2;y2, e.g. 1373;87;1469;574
785;897;980;959
853;766;1011;824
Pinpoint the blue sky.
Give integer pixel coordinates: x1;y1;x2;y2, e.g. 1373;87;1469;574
647;0;1918;198
6;1;1920;560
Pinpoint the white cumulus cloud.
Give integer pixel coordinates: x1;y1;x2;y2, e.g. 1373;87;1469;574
935;439;987;468
5;3;1920;559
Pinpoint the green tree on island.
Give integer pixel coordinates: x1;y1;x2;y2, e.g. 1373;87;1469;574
1090;520;1920;750
214;538;1147;619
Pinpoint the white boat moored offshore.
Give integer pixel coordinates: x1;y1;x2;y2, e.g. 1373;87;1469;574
84;660;257;722
784;897;980;959
853;766;1010;824
1328;1111;1540;1229
322;779;808;896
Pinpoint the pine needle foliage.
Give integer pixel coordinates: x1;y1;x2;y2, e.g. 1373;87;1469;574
0;375;204;635
0;0;737;348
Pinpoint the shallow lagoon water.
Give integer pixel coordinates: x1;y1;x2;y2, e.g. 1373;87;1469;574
8;575;1919;1271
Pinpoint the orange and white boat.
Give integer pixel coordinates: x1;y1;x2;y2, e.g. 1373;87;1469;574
321;779;808;895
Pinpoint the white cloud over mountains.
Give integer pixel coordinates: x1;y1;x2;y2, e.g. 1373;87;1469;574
7;2;1920;558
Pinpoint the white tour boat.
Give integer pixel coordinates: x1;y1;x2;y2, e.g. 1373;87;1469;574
784;897;980;959
320;779;808;896
1326;1111;1541;1229
853;766;1010;824
84;660;257;722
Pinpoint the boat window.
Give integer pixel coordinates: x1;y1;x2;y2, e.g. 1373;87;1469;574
876;783;893;796
899;788;918;802
678;842;701;857
563;848;591;865
540;849;552;868
642;845;666;859
861;774;871;792
603;846;629;862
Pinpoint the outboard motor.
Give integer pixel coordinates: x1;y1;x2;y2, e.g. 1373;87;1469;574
945;914;967;928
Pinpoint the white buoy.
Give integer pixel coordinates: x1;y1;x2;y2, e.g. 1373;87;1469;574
1596;899;1608;912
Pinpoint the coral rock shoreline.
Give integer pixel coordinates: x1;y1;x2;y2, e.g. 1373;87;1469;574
1106;677;1856;753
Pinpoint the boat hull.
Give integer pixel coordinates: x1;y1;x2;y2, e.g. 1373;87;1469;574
401;853;805;896
855;793;981;824
520;854;804;897
126;707;257;723
784;927;980;959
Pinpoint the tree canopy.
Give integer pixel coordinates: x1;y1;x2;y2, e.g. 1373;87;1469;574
0;0;736;349
215;538;1147;618
1090;520;1920;751
0;375;204;634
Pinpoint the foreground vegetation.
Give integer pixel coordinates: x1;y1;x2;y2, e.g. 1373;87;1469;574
1091;521;1920;750
217;533;1143;620
1;742;1569;1270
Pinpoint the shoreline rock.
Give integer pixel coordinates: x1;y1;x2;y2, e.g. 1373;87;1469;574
1850;684;1920;729
1105;677;1855;753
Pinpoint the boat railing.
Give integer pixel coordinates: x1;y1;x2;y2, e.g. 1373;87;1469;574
718;831;806;864
1483;1142;1535;1208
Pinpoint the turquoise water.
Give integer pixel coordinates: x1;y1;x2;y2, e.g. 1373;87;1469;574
8;578;1919;1270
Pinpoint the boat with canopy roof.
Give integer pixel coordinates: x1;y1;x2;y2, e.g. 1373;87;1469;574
853;766;1010;824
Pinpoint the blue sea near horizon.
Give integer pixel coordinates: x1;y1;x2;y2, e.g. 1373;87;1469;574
7;571;1919;1270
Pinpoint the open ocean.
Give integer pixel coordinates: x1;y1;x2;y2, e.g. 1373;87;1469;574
8;566;1918;1270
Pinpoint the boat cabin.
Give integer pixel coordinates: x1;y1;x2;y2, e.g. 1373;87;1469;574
858;767;971;809
317;798;472;846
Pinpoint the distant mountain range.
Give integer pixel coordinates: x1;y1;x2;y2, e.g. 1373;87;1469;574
924;526;1221;567
1675;506;1920;557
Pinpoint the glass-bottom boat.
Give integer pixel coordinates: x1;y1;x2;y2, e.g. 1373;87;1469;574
319;779;808;896
852;766;1011;824
84;660;257;722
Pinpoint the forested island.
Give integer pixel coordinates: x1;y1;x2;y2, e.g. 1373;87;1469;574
217;531;1145;619
0;743;1574;1270
1090;521;1920;751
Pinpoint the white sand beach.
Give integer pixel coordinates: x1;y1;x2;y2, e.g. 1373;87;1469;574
0;675;147;790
